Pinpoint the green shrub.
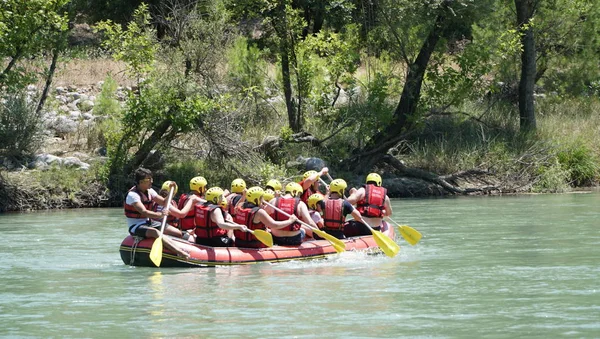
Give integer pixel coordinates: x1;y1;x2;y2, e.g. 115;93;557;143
557;142;599;186
0;91;44;161
532;160;570;193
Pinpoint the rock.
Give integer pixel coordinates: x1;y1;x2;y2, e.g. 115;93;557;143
82;112;94;120
305;157;326;171
78;100;94;112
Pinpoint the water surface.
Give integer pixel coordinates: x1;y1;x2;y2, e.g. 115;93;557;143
1;193;599;338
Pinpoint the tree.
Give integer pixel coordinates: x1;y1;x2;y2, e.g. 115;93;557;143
515;0;538;132
0;0;70;90
343;0;492;173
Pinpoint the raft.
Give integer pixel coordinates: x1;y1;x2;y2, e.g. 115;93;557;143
119;224;396;267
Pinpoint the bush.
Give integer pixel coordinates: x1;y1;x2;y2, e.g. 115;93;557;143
0;91;44;161
557;142;599;186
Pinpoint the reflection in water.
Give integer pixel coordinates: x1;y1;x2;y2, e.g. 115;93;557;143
149;272;164;318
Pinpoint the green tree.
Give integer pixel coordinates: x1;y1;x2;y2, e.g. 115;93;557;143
95;5;218;194
0;0;70;90
345;0;494;172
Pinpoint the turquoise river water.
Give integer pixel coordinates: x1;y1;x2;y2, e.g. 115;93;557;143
0;193;599;338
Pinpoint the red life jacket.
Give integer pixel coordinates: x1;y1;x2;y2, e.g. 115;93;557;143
273;196;301;231
324;198;345;231
233;204;267;242
227;193;242;217
299;180;316;204
124;186;153;219
357;184;387;218
178;193;199;231
194;203;227;239
151;199;179;227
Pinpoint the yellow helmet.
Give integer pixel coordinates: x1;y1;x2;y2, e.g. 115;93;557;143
307;193;325;210
266;179;282;191
220;197;228;209
263;189;275;202
230;178;246;193
366;173;382;186
303;170;318;180
161;180;178;195
246;186;264;205
285;182;303;196
190;176;207;192
205;187;224;205
330;179;347;195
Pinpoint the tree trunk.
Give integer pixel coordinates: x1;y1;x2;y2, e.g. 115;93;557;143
515;0;537;132
276;2;299;133
37;48;59;114
122;119;173;176
344;12;447;173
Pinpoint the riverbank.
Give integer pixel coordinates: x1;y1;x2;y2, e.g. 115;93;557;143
1;58;599;212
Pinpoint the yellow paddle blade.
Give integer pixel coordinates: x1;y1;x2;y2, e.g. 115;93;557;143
149;236;163;267
252;229;273;247
313;228;346;253
398;225;422;246
371;230;400;258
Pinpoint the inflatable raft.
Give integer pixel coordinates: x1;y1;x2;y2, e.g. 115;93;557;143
119;224;396;267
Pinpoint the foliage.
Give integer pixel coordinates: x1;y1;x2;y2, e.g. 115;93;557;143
94;4;157;79
0;0;70;90
556;142;599;186
0;91;44;160
93;75;121;117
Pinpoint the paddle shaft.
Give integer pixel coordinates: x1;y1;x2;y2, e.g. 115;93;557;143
158;186;175;236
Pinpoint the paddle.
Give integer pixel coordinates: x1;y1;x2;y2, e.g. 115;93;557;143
386;217;422;246
263;201;346;253
149;186;175;267
358;217;400;258
223;221;274;247
248;229;274;247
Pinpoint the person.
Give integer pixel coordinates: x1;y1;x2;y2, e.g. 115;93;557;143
306;193;325;229
298;167;328;204
346;172;393;236
152;180;200;242
124;168;189;258
177;176;207;237
322;179;364;239
225;178;246;219
194;187;248;247
263;188;275;206
234;186;298;248
265;179;282;198
265;182;316;245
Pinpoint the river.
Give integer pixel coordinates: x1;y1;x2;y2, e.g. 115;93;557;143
0;193;599;338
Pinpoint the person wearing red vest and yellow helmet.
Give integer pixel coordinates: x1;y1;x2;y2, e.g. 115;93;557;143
321;179;363;239
263;182;317;244
224;178;246;219
306;193;325;230
194;187;248;247
298;167;328;204
151;180;200;242
234;187;299;248
177;176;208;235
346;172;393;236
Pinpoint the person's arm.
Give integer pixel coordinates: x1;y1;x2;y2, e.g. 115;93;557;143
301;167;329;191
211;208;246;231
346;187;364;205
132;200;167;219
170;195;201;218
255;209;298;230
384;195;392;217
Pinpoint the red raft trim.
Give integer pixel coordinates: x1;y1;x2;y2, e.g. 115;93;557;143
119;225;395;267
